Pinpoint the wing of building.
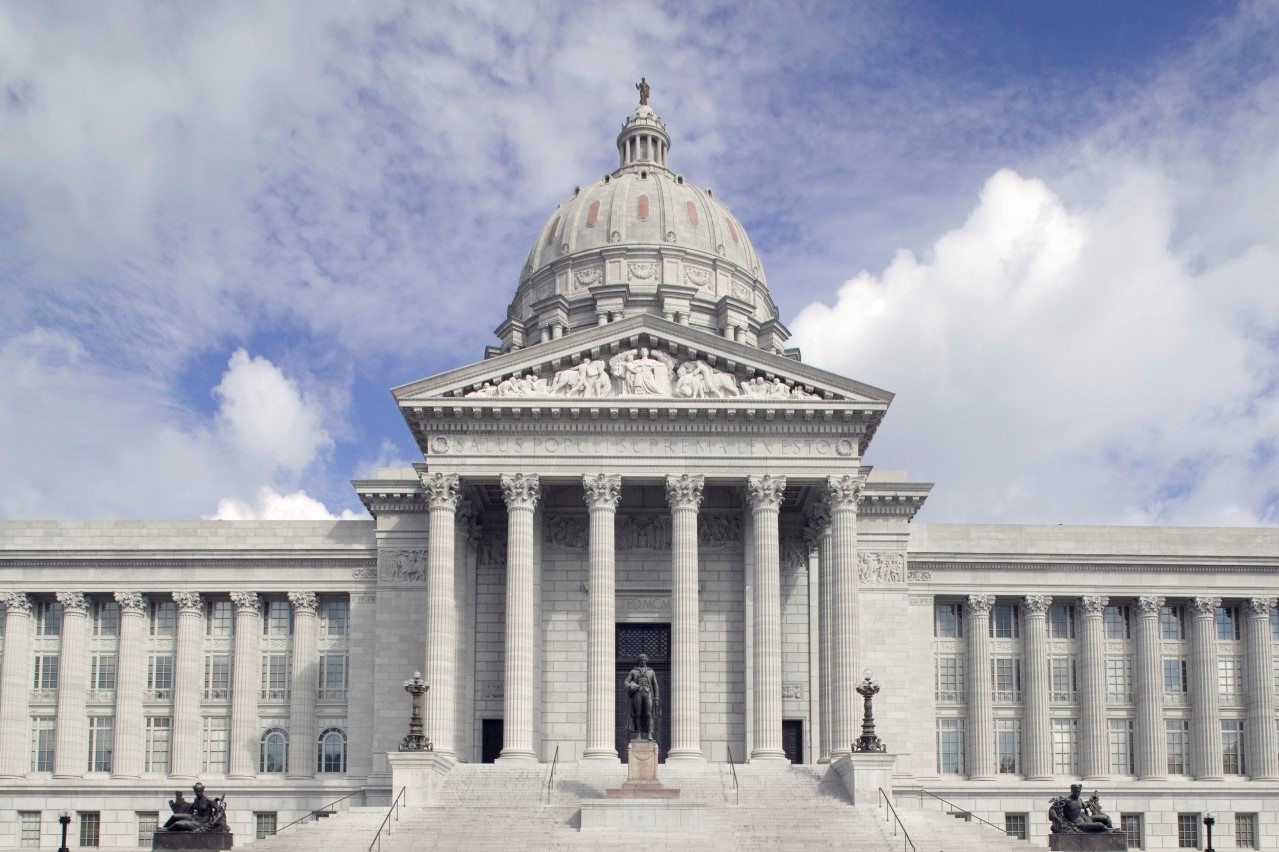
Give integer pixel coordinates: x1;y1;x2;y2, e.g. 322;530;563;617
2;92;1278;850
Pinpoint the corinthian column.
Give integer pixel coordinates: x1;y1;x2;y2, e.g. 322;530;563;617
170;592;204;779
287;591;319;777
1134;595;1167;780
1243;597;1278;780
747;474;787;762
1189;596;1223;780
0;593;34;778
499;473;540;762
228;592;262;778
825;475;863;759
1078;595;1109;780
582;474;622;761
965;595;995;780
666;473;705;762
807;501;832;763
111;593;149;778
53;592;90;778
1022;595;1052;780
421;472;461;759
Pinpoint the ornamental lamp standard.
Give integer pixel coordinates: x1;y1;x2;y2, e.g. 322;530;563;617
854;670;887;753
57;811;71;852
399;672;433;752
1203;813;1216;852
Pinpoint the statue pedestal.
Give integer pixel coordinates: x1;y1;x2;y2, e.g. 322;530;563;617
603;741;680;799
1049;833;1128;851
151;832;233;850
387;750;456;807
583;741;699;832
831;752;896;805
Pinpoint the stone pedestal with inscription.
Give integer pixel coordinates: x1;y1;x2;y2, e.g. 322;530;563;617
583;741;700;832
603;741;680;798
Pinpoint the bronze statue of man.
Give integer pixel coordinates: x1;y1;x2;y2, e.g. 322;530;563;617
162;783;226;833
1049;784;1115;834
625;653;659;740
636;77;650;106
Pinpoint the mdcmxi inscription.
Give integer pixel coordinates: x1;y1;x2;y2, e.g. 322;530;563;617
429;435;857;457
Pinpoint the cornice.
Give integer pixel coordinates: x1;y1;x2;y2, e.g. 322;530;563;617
0;556;374;570
910;558;1279;573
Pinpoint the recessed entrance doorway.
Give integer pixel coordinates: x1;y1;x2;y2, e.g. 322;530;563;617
615;622;672;762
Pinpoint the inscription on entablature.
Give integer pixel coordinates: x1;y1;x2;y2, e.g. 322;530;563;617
429;435;857;459
619;596;672;614
541;513;742;551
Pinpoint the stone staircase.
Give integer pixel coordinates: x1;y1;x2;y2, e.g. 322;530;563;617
236;764;1037;851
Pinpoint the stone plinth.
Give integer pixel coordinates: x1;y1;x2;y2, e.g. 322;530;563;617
151;832;234;850
1049;833;1128;851
831;752;896;805
580;800;705;832
603;741;680;799
387;750;456;807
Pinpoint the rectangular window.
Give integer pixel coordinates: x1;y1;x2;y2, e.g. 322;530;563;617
201;716;229;774
1120;813;1143;850
937;718;964;774
33;654;59;690
264;601;292;636
91;654;117;690
1166;719;1190;774
147;654;174;699
254;813;278;840
30;716;55;771
1273;658;1279;696
1048;604;1076;639
1160;605;1185;640
935;654;964;702
1106;656;1132;703
93;600;119;636
990;604;1019;639
1217;657;1241;698
934;603;963;638
79;812;101;848
1052;718;1078;774
322;599;348;636
991;656;1021;702
19;811;40;849
1236;813;1258;850
203;654;232;701
145;717;171;773
318;653;349;701
1222;719;1245;774
1104;605;1131;639
1216;605;1240;640
1109;718;1134;775
994;719;1020;774
1004;814;1028;841
137;812;159;848
206;600;233;636
1163;658;1188;693
1270;607;1279;641
1176;813;1200;848
149;600;176;636
88;716;113;772
1049;655;1077;701
36;600;62;636
260;654;291;700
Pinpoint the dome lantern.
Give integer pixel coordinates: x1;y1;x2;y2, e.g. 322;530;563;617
616;78;671;172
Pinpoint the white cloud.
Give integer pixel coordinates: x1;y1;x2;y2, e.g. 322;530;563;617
207;486;361;521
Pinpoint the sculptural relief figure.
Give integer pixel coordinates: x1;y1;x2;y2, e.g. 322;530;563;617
1048;785;1121;834
625;653;660;740
673;360;741;398
611;347;674;395
551;358;613;397
161;783;228;833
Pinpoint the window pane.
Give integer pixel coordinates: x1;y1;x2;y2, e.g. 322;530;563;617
1052;718;1078;774
935;604;962;638
1177;813;1199;848
79;812;101;848
1120;814;1143;850
137;812;159;848
1236;813;1258;850
19;811;40;849
1004;814;1028;841
937;719;964;774
255;813;277;840
1160;606;1184;640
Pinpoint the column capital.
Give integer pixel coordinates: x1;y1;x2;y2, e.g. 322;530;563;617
114;592;148;614
965;594;995;616
583;473;623;510
824;474;864;508
419;472;461;510
230;592;262;615
0;592;33;615
56;591;90;614
288;591;319;614
1245;597;1276;619
1078;595;1108;616
1189;596;1221;617
500;473;541;510
1135;595;1166;616
1023;595;1052;616
664;473;704;510
745;474;787;509
172;591;203;614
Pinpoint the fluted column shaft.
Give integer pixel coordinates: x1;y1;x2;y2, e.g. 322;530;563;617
1078;596;1109;780
499;473;540;761
287;592;319;777
1189;596;1223;780
170;592;204;779
1022;596;1052;780
421;473;461;758
667;474;705;761
809;503;833;763
0;594;34;777
826;475;863;759
228;593;262;778
965;595;995;779
1244;598;1278;780
111;593;149;778
583;474;622;761
748;475;787;761
54;592;90;777
1134;596;1167;780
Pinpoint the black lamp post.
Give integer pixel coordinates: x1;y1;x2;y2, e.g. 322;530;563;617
1203;812;1215;852
399;671;433;751
854;671;887;753
57;811;71;852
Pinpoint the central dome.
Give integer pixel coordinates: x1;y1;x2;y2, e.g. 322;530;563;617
495;88;789;354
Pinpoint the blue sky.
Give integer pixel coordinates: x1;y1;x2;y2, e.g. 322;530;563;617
1;0;1277;525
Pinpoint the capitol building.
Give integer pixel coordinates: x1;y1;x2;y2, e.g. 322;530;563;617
1;89;1277;851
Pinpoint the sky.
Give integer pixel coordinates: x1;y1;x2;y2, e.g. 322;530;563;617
1;0;1277;526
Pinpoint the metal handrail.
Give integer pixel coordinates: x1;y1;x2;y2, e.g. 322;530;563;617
272;789;365;836
368;786;406;852
545;745;560;806
878;788;916;852
726;744;740;806
919;789;1012;834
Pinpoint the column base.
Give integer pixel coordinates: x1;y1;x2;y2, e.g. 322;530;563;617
1138;774;1168;781
967;774;997;781
665;749;706;763
225;774;256;781
748;750;790;766
1193;774;1224;782
581;749;621;763
496;749;538;763
1026;774;1053;781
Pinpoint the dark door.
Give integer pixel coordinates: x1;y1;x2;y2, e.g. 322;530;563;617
481;719;503;763
615;623;673;762
782;719;803;764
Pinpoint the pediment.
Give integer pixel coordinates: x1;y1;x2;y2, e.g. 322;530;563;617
393;314;892;408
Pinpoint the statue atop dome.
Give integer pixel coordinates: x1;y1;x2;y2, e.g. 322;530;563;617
635;77;651;106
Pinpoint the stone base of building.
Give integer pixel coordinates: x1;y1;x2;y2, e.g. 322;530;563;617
150;831;234;850
1049;832;1128;851
580;801;706;832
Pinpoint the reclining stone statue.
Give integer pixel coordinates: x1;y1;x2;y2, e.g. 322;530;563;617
1048;785;1120;834
161;783;228;833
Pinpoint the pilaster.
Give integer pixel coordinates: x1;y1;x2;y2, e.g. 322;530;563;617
965;594;995;780
228;592;262;779
666;473;705;762
498;473;540;761
1189;596;1223;781
1078;595;1109;781
582;474;622;761
1243;597;1278;780
1022;595;1052;780
1133;595;1167;780
747;474;787;762
53;592;90;778
111;592;148;778
169;591;204;779
421;472;461;758
826;474;863;759
0;593;34;777
287;591;319;777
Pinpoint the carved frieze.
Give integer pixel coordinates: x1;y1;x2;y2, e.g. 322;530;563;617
574;267;601;288
907;570;932;582
684;266;710;288
780;529;808;571
352;566;378;581
782;683;803;700
698;514;741;547
378;550;426;583
908;596;932;606
857;551;906;585
731;282;754;303
544;516;588;549
617;514;671;550
628;262;657;281
482;681;503;700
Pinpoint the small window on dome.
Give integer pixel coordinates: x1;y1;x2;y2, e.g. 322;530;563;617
637;194;650;221
686;202;699;226
727;220;739;245
586;201;600;228
545;216;560;246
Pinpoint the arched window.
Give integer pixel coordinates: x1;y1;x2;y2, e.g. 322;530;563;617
260;729;287;773
317;728;346;773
